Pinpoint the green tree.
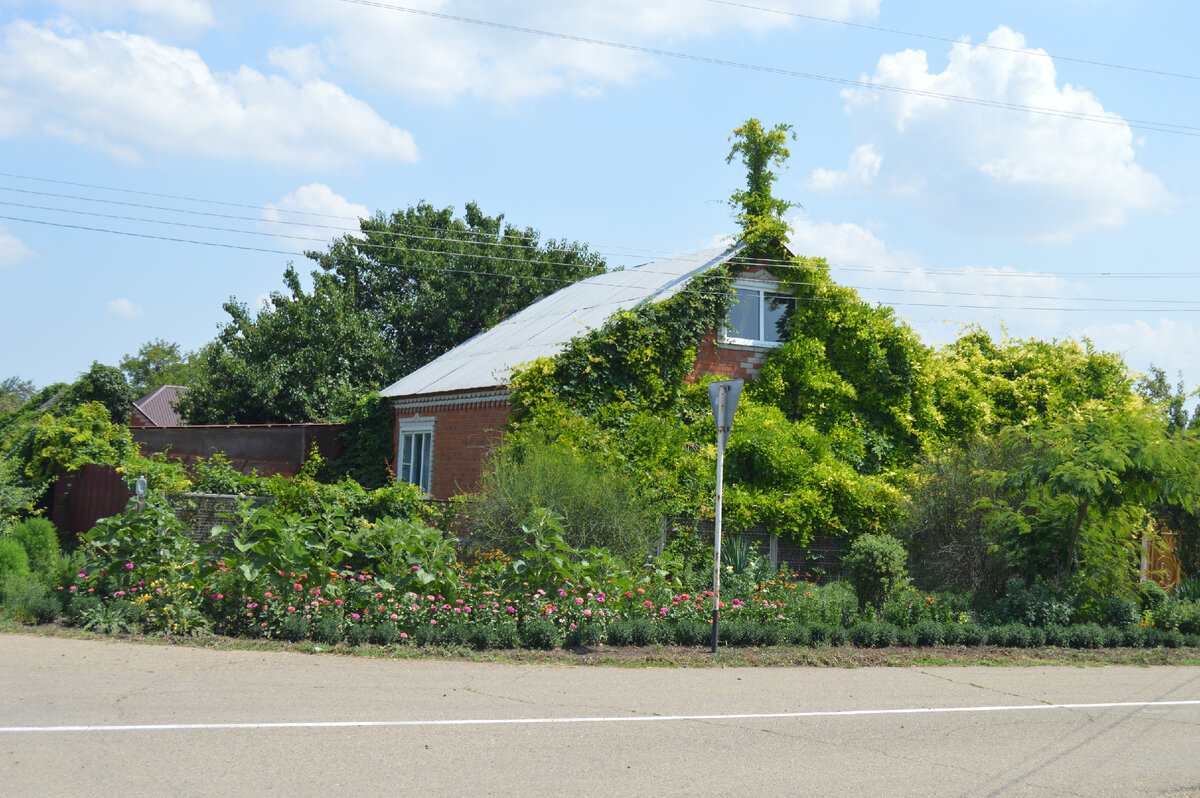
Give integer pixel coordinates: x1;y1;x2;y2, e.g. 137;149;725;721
980;401;1200;607
60;362;134;425
179;202;605;424
119;338;196;396
0;376;36;415
726;119;796;259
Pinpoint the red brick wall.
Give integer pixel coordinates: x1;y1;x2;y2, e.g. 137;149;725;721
129;407;153;427
689;327;771;383
393;392;511;499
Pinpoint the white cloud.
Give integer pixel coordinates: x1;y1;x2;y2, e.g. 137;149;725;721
826;26;1167;242
268;43;326;83
0;20;418;169
1082;318;1200;385
0;224;34;267
261;184;370;247
46;0;215;35
106;298;143;317
279;0;881;104
808;143;881;191
787;213;1084;343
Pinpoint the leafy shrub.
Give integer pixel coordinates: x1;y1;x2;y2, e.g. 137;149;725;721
957;624;988;646
910;620;945;646
844;533;908;610
0;536;31;582
989;623;1033;648
1065;623;1104;649
466;625;496;650
312;616;344;645
719;619;756;647
1161;629;1183;649
672;619;711;647
941;622;962;645
607;621;633;647
520;618;560;650
1173;576;1200;603
848;621;898;648
758;623;786;647
1184;633;1200;648
1101;626;1125;648
565;622;604;648
10;517;59;574
1141;580;1169;612
277;613;310;642
1;573;59;624
345;624;372;647
1173;602;1200;635
785;623;812;646
492;623;520;649
1042;624;1069;647
996;579;1073;628
470;436;657;564
897;627;916;647
369;621;399;646
1098;595;1139;628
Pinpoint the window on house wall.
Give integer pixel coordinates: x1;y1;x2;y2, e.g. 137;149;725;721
724;282;795;346
397;424;433;493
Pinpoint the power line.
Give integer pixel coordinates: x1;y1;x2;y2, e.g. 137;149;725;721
335;0;1200;137
0;171;678;263
700;0;1200;82
7;212;1200;313
4;177;1197;282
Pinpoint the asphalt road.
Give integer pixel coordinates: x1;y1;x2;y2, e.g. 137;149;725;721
3;633;1200;797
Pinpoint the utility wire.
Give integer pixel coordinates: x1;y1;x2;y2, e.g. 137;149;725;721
7;211;1200;313
335;0;1200;137
700;0;1200;82
4;180;1196;282
13;198;1200;302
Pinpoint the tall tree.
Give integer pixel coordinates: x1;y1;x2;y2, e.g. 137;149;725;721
0;376;36;415
178;202;605;424
119;338;196;396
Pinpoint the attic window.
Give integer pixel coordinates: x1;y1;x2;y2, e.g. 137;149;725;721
724;282;795;347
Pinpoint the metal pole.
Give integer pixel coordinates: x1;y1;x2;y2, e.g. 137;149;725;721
712;386;725;654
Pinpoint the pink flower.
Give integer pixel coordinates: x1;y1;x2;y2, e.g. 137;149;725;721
288;606;296;612
69;586;77;591
506;606;515;614
400;632;408;639
390;614;398;620
430;619;437;625
636;588;644;595
583;609;592;617
574;597;583;604
334;600;343;606
125;563;134;569
351;613;361;620
643;600;653;608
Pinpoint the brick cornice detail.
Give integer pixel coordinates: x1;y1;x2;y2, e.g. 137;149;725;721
391;388;511;412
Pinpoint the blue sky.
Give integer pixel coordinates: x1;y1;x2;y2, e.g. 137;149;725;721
2;0;1198;397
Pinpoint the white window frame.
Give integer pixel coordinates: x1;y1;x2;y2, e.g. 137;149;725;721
396;418;434;494
723;280;794;348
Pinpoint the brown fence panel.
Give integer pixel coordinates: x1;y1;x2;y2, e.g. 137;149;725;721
51;464;132;542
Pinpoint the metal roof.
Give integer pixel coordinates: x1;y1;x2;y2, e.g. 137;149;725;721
132;384;188;426
380;246;738;398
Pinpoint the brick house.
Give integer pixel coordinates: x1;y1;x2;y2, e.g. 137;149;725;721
380;246;793;499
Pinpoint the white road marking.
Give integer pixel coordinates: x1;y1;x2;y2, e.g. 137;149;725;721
3;699;1199;734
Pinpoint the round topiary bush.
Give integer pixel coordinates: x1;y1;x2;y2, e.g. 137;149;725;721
911;620;945;647
520;618;560;649
942;622;963;645
467;625;496;650
565;622;604;648
1100;626;1125;648
848;621;898;648
844;533;908;610
628;618;662;647
718;619;755;647
988;623;1032;648
957;624;987;646
1043;624;1069;647
1099;595;1139;628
